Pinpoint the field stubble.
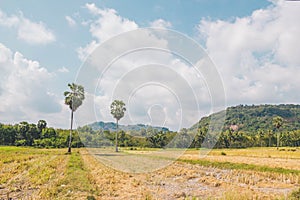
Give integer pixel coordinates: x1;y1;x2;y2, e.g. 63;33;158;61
0;147;300;199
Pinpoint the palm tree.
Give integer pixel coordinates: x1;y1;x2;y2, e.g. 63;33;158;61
64;83;85;153
258;129;264;147
267;129;273;147
110;100;126;152
273;116;283;150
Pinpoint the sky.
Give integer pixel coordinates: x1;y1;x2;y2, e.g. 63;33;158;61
0;0;299;131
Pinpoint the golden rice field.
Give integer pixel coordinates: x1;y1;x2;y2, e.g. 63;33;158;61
0;146;300;199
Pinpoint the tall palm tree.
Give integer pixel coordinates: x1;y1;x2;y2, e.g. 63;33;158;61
258;129;264;147
267;129;273;147
110;100;126;152
273;116;283;150
64;83;85;153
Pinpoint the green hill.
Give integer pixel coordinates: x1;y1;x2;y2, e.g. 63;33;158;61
191;104;300;133
88;121;169;132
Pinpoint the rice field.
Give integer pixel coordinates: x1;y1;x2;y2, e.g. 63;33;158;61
0;146;300;199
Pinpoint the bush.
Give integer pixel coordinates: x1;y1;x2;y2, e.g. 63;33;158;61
290;188;300;200
15;139;27;146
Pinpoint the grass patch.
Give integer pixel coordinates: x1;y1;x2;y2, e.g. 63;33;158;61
290;188;300;200
53;151;98;199
179;159;300;175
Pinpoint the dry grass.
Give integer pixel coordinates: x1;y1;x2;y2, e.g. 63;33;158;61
181;148;300;170
0;147;68;199
83;148;299;199
1;147;299;199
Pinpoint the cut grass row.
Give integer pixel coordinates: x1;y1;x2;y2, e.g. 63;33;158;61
43;151;99;200
0;147;99;199
122;147;300;175
178;158;300;175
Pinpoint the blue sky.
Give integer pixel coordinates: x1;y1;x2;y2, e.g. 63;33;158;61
0;0;299;130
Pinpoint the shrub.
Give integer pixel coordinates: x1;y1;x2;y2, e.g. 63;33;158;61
290;188;300;200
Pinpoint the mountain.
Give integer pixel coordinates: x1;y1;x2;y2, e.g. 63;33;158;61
190;104;300;132
88;121;169;132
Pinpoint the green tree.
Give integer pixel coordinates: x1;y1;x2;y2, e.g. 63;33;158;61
273;116;283;149
27;123;39;145
146;131;166;148
258;129;264;147
64;83;85;153
0;124;16;145
267;129;273;147
110;100;126;152
17;122;29;140
174;128;191;148
194;127;207;148
37;120;47;133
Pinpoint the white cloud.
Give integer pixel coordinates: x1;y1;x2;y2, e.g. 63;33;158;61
197;1;300;105
77;40;99;61
65;15;76;27
0;43;62;125
150;19;172;29
0;10;19;27
0;9;55;45
57;66;69;73
85;3;138;42
17;18;56;45
77;4;138;61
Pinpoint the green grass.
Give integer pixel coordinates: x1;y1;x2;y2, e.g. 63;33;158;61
179;158;300;175
290;188;300;200
51;151;98;199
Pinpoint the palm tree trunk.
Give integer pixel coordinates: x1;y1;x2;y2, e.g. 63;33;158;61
277;131;279;150
68;110;73;153
115;120;118;152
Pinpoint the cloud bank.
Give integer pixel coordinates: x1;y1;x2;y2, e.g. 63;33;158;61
0;43;64;126
197;0;300;105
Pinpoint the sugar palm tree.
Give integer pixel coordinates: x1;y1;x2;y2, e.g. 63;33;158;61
64;83;85;153
110;100;126;152
273;116;283;150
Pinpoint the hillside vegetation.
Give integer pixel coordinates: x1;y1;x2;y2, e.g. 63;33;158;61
88;121;169;132
189;104;300;148
191;104;300;132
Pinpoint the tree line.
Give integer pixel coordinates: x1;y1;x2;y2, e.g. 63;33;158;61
0;120;83;148
1;120;300;149
76;120;300;149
